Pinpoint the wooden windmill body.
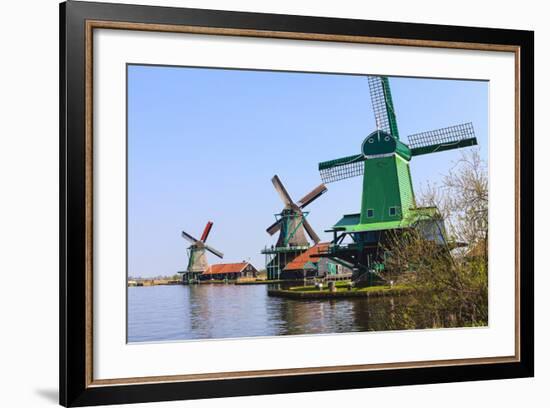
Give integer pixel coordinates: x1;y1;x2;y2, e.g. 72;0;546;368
318;76;479;283
178;221;223;284
261;175;327;280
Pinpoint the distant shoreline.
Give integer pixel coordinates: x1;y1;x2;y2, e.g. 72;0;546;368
127;278;302;287
127;279;181;287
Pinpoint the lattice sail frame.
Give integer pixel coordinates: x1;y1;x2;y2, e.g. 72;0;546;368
408;122;477;156
318;154;364;183
368;76;399;139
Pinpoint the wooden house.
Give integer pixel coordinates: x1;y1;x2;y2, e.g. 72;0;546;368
201;262;258;281
282;243;328;279
283;243;353;280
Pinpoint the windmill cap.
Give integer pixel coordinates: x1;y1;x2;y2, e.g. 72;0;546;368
362;130;412;160
361;130;395;155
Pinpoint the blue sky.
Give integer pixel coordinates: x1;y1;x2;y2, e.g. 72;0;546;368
127;65;488;277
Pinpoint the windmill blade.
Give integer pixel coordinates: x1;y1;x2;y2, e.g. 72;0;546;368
200;221;213;242
368;76;400;139
266;219;282;235
297;184;328;209
204;244;224;259
181;230;200;244
408;122;477;157
318;154;364;183
302;218;320;244
271;175;293;206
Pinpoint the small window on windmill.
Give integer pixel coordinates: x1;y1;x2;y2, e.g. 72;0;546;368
367;209;374;218
389;206;398;216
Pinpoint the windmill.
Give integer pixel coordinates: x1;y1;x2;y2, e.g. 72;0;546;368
261;175;327;280
318;76;478;281
178;221;223;283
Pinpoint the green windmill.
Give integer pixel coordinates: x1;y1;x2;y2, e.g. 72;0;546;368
318;76;478;279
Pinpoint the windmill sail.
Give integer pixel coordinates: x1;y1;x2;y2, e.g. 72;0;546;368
302;218;320;244
200;221;213;242
318;154;364;183
408;122;477;156
203;243;224;259
271;175;293;207
368;76;399;139
266;219;281;235
297;184;328;208
181;230;200;244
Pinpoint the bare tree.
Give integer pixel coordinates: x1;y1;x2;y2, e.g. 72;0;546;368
384;149;488;329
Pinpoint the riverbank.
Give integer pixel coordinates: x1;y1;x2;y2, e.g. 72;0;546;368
129;278;305;287
189;279;289;285
128;279;180;287
197;279;280;284
234;279;297;285
268;284;412;300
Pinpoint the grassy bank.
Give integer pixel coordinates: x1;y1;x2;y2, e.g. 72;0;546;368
268;284;412;300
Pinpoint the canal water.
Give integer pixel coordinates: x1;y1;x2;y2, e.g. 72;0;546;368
128;284;406;343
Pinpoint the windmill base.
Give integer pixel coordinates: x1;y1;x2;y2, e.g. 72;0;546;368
322;215;453;286
178;271;203;284
261;245;310;281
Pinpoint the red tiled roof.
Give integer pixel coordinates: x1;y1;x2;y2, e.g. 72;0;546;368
202;262;249;275
284;243;329;271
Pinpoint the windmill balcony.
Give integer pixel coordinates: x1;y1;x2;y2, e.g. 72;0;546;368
261;245;311;255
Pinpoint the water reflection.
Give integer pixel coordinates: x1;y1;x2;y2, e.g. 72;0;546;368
128;284;409;343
